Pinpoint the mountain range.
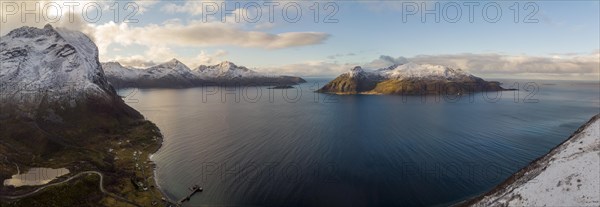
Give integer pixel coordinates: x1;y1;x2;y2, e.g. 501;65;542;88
102;60;306;89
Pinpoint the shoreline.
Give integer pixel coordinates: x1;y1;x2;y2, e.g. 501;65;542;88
456;113;600;206
143;121;178;205
150;152;178;204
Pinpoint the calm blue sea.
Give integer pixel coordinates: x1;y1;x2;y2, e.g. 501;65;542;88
119;78;599;206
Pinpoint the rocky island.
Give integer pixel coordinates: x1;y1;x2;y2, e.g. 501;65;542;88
318;63;509;95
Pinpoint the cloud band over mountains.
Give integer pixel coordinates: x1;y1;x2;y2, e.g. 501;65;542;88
261;52;600;80
368;53;600;78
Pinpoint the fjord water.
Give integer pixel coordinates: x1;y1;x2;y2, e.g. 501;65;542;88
120;79;599;206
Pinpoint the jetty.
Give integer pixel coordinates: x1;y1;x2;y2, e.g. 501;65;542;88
177;185;203;205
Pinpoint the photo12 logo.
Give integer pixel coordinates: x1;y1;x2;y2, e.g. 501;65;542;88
0;1;340;24
400;1;539;23
190;1;339;23
1;1;140;24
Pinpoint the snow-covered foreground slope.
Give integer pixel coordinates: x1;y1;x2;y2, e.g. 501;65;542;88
466;114;600;207
102;60;306;88
0;24;114;106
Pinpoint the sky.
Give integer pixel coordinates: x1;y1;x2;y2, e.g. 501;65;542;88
1;0;599;79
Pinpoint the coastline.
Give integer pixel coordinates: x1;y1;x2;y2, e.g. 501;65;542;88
457;113;600;206
0;119;171;206
149;145;178;204
139;121;175;206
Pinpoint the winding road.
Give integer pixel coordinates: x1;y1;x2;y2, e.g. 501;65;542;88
0;171;142;207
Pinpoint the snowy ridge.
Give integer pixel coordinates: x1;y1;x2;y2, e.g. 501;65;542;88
0;24;113;106
340;62;474;81
376;62;472;80
103;60;267;81
102;60;306;88
145;58;197;80
468;114;600;206
341;62;474;80
102;62;144;80
347;66;366;78
194;61;258;79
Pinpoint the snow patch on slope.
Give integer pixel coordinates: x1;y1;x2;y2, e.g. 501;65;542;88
470;115;600;207
376;62;472;80
0;24;112;106
340;62;474;81
146;58;197;79
347;66;366;78
194;61;259;79
102;62;144;80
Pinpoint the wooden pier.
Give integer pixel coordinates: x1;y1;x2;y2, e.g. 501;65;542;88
177;185;203;205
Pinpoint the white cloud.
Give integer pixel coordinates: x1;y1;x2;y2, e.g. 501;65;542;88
108;55;156;68
410;53;599;75
364;55;408;68
161;0;213;16
132;0;159;14
257;61;355;77
0;0;158;35
89;20;328;53
108;48;229;69
363;52;600;79
256;52;600;79
1;1;329;66
187;49;229;68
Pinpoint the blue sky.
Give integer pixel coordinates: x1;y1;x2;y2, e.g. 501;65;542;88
1;0;599;79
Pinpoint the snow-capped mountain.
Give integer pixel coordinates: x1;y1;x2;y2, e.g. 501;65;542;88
102;60;306;88
102;61;144;81
0;24;124;110
317;66;383;94
348;66;366;78
0;24;143;130
319;62;506;95
375;62;473;80
102;59;199;88
147;58;197;80
0;25;162;206
194;61;258;79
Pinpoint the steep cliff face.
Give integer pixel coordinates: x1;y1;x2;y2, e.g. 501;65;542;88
0;24;140;119
464;114;600;207
0;25;164;206
318;63;506;95
317;66;383;94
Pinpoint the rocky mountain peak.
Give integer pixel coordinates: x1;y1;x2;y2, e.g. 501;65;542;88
150;59;192;72
1;25;114;107
167;58;181;64
348;66;366;78
214;61;245;73
1;25;142;120
218;61;237;68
